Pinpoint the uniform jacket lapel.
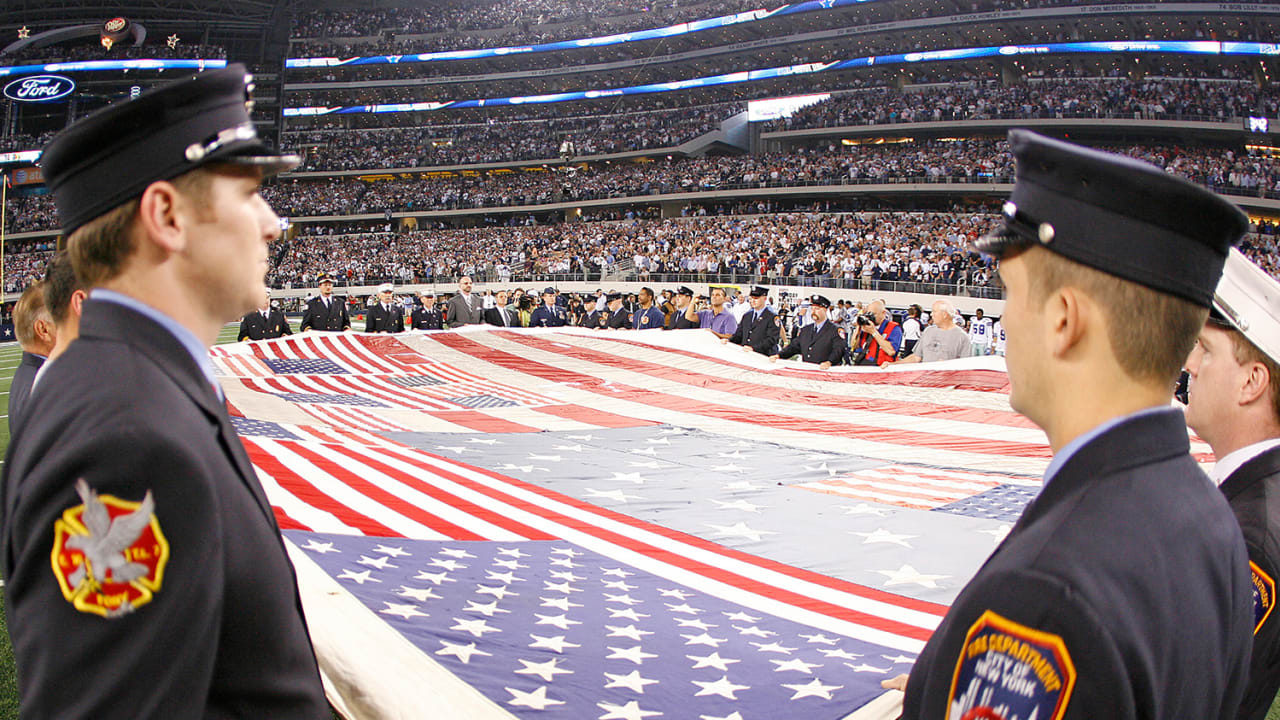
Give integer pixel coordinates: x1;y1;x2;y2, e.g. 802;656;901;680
80;300;278;527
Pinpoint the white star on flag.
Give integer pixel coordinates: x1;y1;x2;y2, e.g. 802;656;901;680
691;675;751;700
397;586;441;602
336;569;379;584
540;596;583;611
751;641;797;654
358;555;396;569
414;570;454;585
852;528;918;548
450;617;501;638
436;640;491;664
534;613;582;630
514;658;574;682
681;632;727;648
607;624;654;641
301;539;338;553
687;651;741;671
380;602;426;620
799;633;839;645
606;645;658;664
875;564;949;589
586;488;643;503
597;699;663;720
506;685;565;710
528;634;581;653
845;662;893;674
819;648;863;660
782;678;843;700
463;599;509;617
706;521;777;542
374;544;410;557
603;669;660;693
771;657;823;674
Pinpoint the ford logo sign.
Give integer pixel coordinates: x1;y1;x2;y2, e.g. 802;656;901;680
3;75;76;103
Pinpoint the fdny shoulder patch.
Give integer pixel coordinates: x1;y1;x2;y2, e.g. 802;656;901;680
948;610;1077;720
1252;560;1275;635
50;479;169;618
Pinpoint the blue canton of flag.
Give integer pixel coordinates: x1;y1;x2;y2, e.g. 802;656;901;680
935;484;1040;522
288;531;916;719
280;392;390;408
263;358;350;374
447;394;520;410
229;416;301;440
387;375;447;388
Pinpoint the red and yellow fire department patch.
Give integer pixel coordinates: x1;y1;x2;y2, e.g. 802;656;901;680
50;479;169;618
948;610;1077;720
1252;560;1275;635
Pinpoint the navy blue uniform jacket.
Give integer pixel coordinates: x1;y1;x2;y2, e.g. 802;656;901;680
1;300;328;719
1222;445;1280;720
300;295;350;331
365;302;405;333
902;409;1253;720
778;321;844;365
730;307;781;355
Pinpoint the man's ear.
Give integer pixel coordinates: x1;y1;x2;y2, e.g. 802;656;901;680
1046;285;1089;360
1239;361;1273;408
136;181;186;254
70;289;87;319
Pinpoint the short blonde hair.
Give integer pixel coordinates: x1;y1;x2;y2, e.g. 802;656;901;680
67;167;214;289
1025;249;1207;386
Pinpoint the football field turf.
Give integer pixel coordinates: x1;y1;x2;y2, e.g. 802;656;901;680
0;324;1273;719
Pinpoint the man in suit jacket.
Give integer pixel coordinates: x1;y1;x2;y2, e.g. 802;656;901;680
1185;249;1280;720
238;289;293;341
445;275;483;328
771;295;844;368
411;291;444;330
893;131;1252;720
365;282;405;333
299;272;350;331
726;285;780;355
2;65;328;718
8;281;54;436
484;289;518;328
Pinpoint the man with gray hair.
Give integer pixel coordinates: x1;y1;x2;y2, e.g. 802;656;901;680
9;280;54;434
881;299;970;366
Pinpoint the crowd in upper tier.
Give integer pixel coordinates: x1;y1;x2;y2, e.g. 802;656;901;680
285;0;1272;62
5;139;1279;235
290;104;740;170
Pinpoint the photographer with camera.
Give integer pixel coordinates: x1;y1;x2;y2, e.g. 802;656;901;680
851;299;902;366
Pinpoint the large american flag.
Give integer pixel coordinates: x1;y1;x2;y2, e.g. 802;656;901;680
210;327;1212;719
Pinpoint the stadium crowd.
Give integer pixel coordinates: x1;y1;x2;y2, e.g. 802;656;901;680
263;140;1280;215
277;76;1277;171
291;104;739;170
1;208;1277;296
770;76;1280;130
286;0;1271;64
5;138;1279;236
